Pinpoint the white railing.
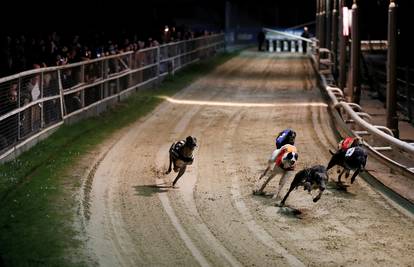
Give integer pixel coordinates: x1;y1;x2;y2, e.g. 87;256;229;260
0;34;225;161
309;41;414;178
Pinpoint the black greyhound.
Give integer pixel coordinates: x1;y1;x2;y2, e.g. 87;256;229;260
166;136;197;187
279;165;328;206
327;146;367;184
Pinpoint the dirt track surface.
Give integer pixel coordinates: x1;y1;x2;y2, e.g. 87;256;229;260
80;51;414;266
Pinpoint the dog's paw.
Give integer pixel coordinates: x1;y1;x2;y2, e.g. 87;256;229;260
313;197;320;203
275;202;285;207
252;190;265;196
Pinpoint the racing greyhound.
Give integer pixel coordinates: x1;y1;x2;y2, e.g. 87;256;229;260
279;165;328;206
166;136;197;187
327;146;367;184
253;144;299;201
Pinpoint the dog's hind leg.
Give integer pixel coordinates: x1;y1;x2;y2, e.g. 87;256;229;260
258;165;271;180
350;169;360;184
273;170;293;200
345;170;350;178
313;188;325;202
172;166;187;187
337;169;347;183
166;154;173;174
254;168;276;195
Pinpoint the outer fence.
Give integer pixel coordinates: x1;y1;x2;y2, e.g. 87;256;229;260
309;40;414;209
310;39;414;177
0;34;225;162
362;57;414;124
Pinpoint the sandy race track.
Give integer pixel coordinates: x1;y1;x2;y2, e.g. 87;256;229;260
79;50;414;266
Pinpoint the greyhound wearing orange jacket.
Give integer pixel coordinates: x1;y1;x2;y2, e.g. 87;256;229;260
253;144;298;201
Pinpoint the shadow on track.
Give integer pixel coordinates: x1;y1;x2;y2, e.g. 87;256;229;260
133;183;176;197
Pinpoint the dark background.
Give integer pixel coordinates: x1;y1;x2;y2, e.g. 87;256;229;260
0;0;400;37
1;0;412;69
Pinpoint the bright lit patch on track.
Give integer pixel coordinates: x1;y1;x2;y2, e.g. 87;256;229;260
159;96;328;108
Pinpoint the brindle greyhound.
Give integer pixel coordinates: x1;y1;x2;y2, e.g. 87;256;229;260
279;165;328;206
166;136;197;187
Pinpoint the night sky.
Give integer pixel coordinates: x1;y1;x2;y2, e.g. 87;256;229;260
0;0;405;38
1;0;412;65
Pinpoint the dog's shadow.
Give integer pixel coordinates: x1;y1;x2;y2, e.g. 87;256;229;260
327;180;357;199
277;205;307;219
133;183;174;197
252;192;278;205
252;193;306;219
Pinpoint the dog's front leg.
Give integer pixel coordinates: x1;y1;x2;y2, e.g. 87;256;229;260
172;165;187;187
166;154;173;174
280;184;295;206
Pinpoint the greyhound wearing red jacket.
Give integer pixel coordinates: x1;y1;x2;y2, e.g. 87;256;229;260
253;144;299;201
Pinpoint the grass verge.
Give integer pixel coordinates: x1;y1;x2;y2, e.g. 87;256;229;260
0;51;238;266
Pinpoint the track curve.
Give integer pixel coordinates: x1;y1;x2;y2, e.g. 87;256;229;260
82;50;414;266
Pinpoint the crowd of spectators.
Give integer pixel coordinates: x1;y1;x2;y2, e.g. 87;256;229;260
0;27;218;150
0;27;214;78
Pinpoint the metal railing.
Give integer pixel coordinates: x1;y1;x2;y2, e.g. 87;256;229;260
0;34;225;161
326;83;414;178
309;40;414;179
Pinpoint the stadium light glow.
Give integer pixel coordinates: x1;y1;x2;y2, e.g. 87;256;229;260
159;96;328;108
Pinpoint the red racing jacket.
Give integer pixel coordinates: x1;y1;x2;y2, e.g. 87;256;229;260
274;144;297;170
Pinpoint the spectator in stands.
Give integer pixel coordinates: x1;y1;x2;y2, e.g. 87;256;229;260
28;64;41;102
151;39;159;47
176;31;182;41
19;64;41;106
0;82;18;116
0;26;209;78
67;48;79;64
301;27;310;54
21;64;42;132
69;91;82;112
0;83;18;150
56;54;68;66
257;30;266;51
